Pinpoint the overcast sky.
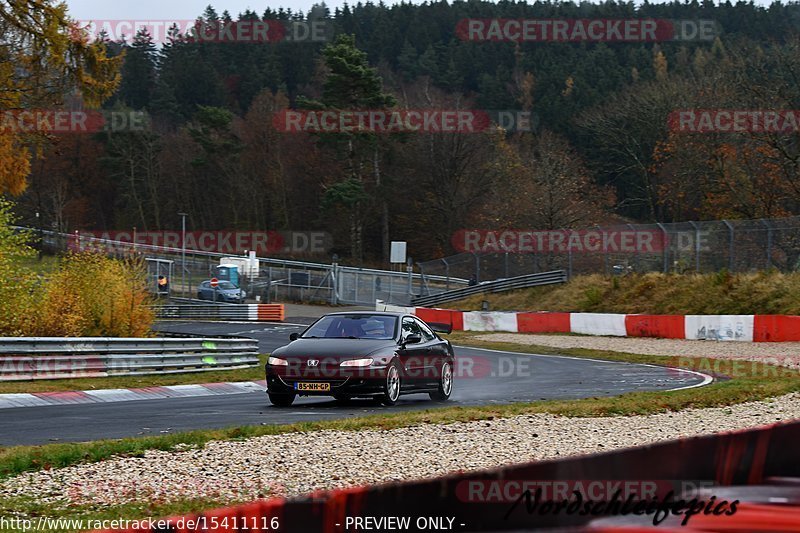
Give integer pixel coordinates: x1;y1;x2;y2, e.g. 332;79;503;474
64;0;775;22
66;0;326;20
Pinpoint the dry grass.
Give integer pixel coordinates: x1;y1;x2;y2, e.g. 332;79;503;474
452;271;800;314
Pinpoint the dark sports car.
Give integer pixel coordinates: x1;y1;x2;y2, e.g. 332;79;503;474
265;311;455;407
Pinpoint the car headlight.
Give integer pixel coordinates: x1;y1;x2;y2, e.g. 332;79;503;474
340;358;373;367
269;356;288;366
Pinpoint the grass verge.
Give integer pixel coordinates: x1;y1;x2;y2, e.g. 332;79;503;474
450;270;800;314
0;496;234;533
2;334;798;482
0;356;268;394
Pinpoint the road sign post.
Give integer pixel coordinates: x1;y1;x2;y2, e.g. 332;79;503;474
210;277;219;303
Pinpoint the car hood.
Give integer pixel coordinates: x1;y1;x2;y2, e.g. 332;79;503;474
272;338;397;359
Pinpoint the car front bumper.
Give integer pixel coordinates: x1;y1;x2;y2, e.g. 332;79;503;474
266;365;390;397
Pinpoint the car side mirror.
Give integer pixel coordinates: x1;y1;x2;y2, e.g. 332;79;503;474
403;334;422;346
289;332;300;341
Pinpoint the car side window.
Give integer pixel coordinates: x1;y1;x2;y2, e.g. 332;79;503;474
402;317;422;341
413;318;436;342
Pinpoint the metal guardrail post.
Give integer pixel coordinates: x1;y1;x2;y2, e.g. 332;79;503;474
688;221;700;272
627;224;639;273
598;225;609;275
656;222;669;273
567;231;573;279
330;262;338;305
407;261;412;297
722;220;734;271
762;219;773;269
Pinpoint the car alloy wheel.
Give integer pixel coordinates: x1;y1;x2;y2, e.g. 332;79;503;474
429;361;453;402
381;363;401;406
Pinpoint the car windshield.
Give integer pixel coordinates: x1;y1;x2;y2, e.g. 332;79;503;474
302;315;397;340
216;281;237;290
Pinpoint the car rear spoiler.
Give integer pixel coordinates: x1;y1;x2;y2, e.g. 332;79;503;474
428;322;453;334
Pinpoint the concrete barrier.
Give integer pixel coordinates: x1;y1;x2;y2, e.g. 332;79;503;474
389;304;800;342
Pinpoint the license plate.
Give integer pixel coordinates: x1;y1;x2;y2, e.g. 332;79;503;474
295;382;331;392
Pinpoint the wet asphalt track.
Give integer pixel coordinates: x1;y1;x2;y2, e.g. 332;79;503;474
0;321;709;446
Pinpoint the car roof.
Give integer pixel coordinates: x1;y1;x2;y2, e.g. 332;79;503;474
322;311;407;317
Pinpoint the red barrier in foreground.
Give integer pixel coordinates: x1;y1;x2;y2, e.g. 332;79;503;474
96;418;800;532
415;307;464;331
624;314;685;339
516;311;571;333
753;314;800;342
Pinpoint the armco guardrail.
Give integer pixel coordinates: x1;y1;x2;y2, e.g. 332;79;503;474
0;337;259;381
411;270;567;307
96;416;800;531
154;303;285;321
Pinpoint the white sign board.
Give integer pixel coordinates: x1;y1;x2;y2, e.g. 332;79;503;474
390;241;407;264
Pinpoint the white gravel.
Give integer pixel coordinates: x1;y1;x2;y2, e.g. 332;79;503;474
476;333;800;368
3;393;800;509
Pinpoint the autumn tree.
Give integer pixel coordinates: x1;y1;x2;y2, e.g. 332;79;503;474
486;130;613;230
0;0;121;195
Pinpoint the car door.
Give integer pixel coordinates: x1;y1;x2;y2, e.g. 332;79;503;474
412;317;444;387
399;317;428;389
199;281;210;299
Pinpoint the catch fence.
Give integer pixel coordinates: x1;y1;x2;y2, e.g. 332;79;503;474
418;217;800;283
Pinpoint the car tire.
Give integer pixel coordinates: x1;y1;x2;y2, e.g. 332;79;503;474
379;361;402;406
197;293;204;300
268;392;296;407
429;361;453;402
